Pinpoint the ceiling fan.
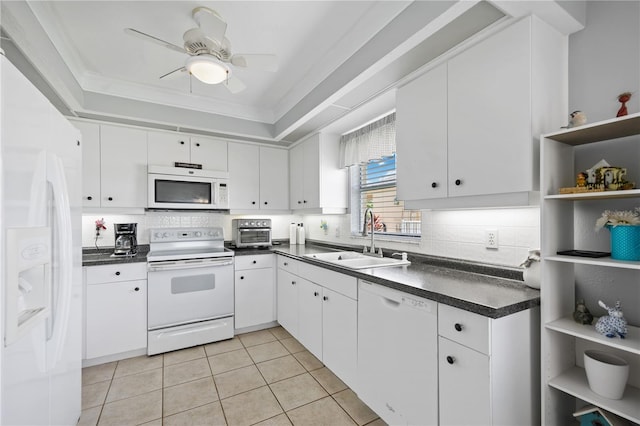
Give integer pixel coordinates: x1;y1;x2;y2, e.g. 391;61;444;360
125;6;277;93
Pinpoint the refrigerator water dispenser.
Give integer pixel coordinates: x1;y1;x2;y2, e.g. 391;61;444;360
4;227;52;346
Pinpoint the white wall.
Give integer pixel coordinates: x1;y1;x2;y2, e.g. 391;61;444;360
303;207;539;268
568;1;639;122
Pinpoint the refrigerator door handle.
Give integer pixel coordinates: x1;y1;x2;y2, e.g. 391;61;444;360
45;153;74;368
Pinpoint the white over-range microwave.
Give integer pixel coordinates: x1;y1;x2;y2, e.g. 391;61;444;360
148;165;229;210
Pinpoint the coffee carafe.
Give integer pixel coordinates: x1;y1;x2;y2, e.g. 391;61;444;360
114;223;138;256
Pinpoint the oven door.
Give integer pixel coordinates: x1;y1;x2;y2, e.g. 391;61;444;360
147;257;234;330
236;228;272;247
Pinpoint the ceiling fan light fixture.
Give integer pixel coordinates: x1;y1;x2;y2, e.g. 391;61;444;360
186;54;229;84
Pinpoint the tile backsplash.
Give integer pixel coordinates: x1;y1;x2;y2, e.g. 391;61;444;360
83;207;539;268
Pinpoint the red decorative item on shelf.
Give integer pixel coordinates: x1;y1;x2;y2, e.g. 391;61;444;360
616;92;632;117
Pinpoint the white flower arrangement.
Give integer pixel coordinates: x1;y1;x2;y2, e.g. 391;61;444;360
595;208;640;231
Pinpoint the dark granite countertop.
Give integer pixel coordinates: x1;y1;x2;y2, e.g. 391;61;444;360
84;240;539;319
271;242;539;319
82;245;149;266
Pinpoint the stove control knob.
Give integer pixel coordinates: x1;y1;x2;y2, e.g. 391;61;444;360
195;231;202;237
250;222;255;226
163;232;169;238
208;231;215;236
154;232;162;238
263;221;268;226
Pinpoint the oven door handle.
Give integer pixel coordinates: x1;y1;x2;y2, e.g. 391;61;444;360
148;258;233;272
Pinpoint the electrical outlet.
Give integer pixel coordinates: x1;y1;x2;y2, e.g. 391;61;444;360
485;228;498;249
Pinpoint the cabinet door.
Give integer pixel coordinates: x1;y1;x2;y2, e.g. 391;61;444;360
297;279;323;360
86;280;147;359
100;125;148;208
439;337;490;426
322;288;357;389
276;269;299;337
289;144;304;209
302;137;320;209
74;121;101;207
234;268;275;329
447;18;531;197
147;131;190;167
191;137;227;171
259;147;289;210
396;63;448;200
228;143;260;210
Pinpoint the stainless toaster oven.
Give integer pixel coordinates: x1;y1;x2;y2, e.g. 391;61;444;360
232;219;272;248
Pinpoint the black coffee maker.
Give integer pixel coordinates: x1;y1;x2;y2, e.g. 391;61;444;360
114;223;138;256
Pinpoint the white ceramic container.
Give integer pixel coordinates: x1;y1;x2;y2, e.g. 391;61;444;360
584;350;629;399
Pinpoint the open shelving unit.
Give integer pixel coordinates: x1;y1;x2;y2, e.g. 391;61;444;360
541;112;640;425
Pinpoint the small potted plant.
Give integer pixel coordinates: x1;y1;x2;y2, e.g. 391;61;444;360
595;208;640;260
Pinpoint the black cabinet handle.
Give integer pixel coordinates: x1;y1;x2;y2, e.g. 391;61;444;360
283;262;288;266
252;260;257;264
455;179;462;186
291;281;296;285
252;201;256;205
303;200;307;204
180;141;185;145
454;323;463;332
196;143;200;147
87;196;93;200
446;356;455;365
431;182;437;188
108;197;113;201
134;287;139;292
115;271;121;276
323;296;328;301
314;291;319;297
264;201;268;205
297;201;302;204
240;276;244;280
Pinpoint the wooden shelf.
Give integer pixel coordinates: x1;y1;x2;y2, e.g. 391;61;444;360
546;317;640;355
548;367;640;424
545;255;640;270
545;189;640;200
543;113;640;145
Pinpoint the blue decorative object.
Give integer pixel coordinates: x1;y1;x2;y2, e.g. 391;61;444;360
609;224;640;261
595;300;628;339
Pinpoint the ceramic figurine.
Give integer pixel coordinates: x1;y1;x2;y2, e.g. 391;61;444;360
562;111;587;129
573;299;594;325
617;92;632;117
595;300;628;338
576;172;588;188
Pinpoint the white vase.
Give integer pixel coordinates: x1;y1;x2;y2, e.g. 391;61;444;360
522;261;540;289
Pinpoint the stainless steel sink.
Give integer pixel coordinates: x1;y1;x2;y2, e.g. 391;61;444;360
304;251;410;269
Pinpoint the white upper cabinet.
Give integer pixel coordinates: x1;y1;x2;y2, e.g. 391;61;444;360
228;143;289;211
289;133;347;213
396;63;448;201
73;121;101;207
100;125;148;208
447;17;532;198
147;131;227;171
397;16;566;209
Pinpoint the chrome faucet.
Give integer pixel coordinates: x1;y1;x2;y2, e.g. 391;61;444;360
361;207;381;257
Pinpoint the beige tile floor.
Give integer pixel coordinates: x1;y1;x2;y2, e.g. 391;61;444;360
79;326;386;426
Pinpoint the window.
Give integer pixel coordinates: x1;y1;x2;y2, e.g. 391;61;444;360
354;153;421;238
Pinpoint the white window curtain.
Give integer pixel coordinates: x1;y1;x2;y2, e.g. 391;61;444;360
339;112;395;168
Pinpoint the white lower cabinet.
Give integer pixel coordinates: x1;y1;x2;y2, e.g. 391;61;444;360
276;256;358;389
276;268;299;337
358;281;438;426
234;254;276;330
438;303;540;426
84;263;147;360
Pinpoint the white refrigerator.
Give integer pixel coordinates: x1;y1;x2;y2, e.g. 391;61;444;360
0;54;82;424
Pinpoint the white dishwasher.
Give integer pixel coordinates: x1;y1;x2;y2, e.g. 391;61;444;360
358;280;438;426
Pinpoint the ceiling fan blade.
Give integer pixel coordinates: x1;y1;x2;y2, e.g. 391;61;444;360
231;54;278;72
125;28;186;54
224;74;246;94
193;7;227;44
160;66;187;80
